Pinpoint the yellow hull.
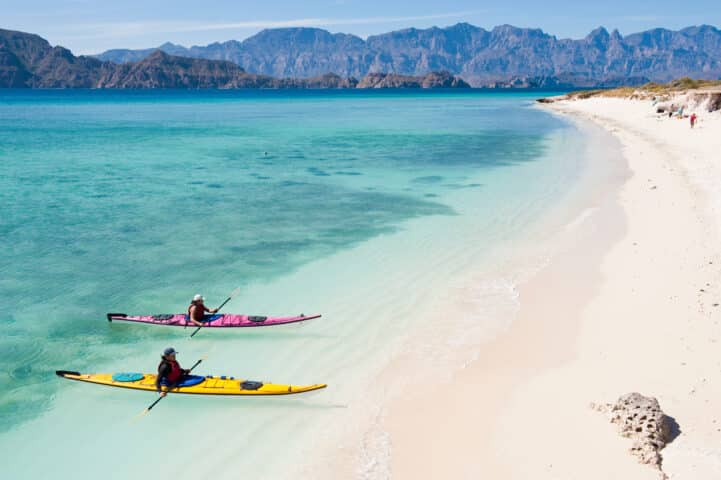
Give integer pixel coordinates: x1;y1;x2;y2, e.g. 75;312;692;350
56;371;326;395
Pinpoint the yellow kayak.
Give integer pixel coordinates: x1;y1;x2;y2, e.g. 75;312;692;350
55;370;326;396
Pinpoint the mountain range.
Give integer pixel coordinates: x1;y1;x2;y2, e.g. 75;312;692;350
2;23;721;89
0;28;468;89
94;23;721;87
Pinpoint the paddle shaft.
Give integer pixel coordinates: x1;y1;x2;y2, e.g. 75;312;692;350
146;358;203;412
189;289;239;338
215;296;233;311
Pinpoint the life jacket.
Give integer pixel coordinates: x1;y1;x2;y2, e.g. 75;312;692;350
188;302;205;321
159;359;182;384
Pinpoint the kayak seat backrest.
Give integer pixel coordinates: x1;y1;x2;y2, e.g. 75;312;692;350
241;380;264;390
247;316;268;323
112;372;144;382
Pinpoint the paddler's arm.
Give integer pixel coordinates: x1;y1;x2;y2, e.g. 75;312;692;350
156;379;165;394
156;363;170;395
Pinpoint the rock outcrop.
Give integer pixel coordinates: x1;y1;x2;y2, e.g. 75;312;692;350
356;71;470;88
94;24;721;87
538;78;721;113
295;73;358;89
95;50;268;88
593;393;674;478
0;28;109;87
487;75;650;89
0;47;32;87
689;91;721;111
655;91;721;113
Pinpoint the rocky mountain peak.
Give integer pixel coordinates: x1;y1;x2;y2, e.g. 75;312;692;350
586;27;611;45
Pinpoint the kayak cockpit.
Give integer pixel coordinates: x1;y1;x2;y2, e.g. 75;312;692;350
159;375;206;387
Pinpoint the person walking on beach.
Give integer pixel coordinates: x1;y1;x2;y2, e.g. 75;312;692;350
188;294;218;327
690;113;697;128
156;347;190;397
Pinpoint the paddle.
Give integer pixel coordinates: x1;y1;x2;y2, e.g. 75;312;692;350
189;287;241;338
138;358;204;417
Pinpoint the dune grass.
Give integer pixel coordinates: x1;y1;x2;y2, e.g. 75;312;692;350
568;78;721;99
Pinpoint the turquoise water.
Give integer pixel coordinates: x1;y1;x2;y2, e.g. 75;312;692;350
0;89;598;478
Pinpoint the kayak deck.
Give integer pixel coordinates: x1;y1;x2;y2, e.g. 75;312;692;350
56;371;326;395
106;313;321;328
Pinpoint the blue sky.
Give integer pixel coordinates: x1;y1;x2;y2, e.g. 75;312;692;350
3;0;719;55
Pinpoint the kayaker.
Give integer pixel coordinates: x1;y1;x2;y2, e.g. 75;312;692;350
188;294;219;327
156;347;190;397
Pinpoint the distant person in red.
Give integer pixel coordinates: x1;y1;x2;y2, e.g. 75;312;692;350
156;348;189;397
188;294;218;327
690;113;698;128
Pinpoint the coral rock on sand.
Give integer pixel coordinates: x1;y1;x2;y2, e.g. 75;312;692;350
592;393;673;478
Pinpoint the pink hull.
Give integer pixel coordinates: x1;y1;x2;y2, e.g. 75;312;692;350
107;313;321;328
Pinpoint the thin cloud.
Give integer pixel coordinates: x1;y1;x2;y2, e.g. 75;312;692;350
63;11;483;40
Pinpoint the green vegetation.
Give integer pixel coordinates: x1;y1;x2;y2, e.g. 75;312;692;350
567;78;721;99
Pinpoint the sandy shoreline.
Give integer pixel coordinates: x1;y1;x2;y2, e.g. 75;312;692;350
359;97;721;478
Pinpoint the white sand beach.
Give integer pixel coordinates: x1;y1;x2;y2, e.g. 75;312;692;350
347;96;721;478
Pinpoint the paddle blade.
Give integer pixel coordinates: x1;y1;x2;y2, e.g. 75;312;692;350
132;407;151;423
215;287;241;311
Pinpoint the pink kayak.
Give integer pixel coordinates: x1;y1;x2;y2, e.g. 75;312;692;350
106;312;321;328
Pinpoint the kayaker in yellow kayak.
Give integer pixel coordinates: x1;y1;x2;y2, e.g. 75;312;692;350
188;294;219;327
156;347;190;397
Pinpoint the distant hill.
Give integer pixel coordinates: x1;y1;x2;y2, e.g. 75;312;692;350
0;28;469;89
94;23;721;87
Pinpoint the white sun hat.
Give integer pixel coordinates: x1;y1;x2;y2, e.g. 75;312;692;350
193;294;204;302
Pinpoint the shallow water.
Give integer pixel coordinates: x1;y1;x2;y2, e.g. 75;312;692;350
0;89;596;478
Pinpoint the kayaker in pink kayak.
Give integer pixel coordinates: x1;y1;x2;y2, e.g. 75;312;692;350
187;294;219;327
156;347;190;397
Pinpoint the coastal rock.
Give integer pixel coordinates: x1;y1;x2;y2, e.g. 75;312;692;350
539;78;721;114
97;51;362;89
593;393;673;478
689;91;721;112
419;71;471;88
356;71;469;89
96;50;275;89
535;95;568;103
484;74;649;89
0;47;33;87
0;29;107;87
648;90;721;113
282;72;359;89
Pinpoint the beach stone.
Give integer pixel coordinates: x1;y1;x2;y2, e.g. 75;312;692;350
594;393;673;478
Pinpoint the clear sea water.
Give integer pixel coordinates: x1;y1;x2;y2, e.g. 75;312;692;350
0;90;611;479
